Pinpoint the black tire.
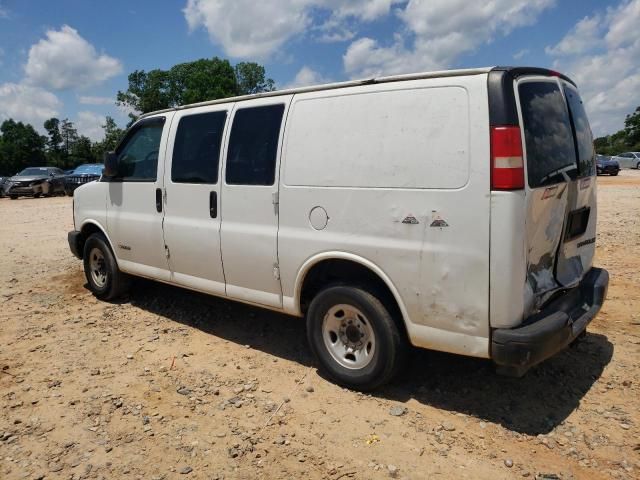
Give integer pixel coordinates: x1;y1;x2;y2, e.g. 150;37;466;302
611;172;619;176
83;233;130;300
34;193;41;198
66;191;73;197
636;162;640;170
306;286;407;391
9;196;17;200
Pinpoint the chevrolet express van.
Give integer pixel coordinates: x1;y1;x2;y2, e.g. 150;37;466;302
68;67;609;390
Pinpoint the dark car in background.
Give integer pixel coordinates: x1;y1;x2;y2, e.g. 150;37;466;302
4;167;66;199
64;163;103;196
0;176;9;197
595;154;620;176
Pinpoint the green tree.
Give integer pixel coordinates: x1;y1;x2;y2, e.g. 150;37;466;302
70;135;95;164
91;116;125;159
60;119;79;161
43;117;64;167
0;119;46;175
116;57;275;122
235;62;275;95
594;105;640;155
623;106;640;150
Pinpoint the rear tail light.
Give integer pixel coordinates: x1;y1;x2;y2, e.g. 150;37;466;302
491;125;524;190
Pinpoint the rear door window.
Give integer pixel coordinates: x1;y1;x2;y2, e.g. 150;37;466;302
172;111;227;184
563;86;595;178
225;104;285;186
518;81;577;188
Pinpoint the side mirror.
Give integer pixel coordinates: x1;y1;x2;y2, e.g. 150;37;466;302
49;172;55;177
103;152;118;177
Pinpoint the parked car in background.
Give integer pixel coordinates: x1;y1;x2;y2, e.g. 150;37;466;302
4;167;66;199
64;163;103;196
611;152;640;169
0;176;8;197
595;154;620;176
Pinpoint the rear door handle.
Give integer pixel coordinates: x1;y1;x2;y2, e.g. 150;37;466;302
155;188;162;213
209;191;217;218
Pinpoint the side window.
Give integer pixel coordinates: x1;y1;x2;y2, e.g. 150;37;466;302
225;104;285;185
563;86;595;177
172;111;227;184
115;118;165;181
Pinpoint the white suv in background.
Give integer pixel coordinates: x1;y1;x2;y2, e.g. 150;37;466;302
68;67;609;390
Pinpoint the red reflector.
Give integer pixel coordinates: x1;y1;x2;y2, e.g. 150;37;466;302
491;126;524;190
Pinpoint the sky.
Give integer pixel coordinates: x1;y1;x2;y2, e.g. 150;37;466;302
0;0;638;140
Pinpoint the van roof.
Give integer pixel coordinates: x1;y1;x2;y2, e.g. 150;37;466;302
140;66;573;119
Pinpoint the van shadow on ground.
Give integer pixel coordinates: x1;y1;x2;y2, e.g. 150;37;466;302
119;278;613;437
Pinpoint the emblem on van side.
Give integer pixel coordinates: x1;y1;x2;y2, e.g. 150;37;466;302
430;219;449;227
430;211;449;228
402;215;419;225
118;244;132;251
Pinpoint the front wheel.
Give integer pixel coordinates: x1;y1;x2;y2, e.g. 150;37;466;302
306;286;407;391
83;233;130;300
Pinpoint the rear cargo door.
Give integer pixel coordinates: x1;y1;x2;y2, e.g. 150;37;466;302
516;78;597;316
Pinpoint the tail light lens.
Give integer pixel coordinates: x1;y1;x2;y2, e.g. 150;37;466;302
491;125;524;190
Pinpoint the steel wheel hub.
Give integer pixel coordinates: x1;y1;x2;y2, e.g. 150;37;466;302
89;247;107;288
322;304;376;370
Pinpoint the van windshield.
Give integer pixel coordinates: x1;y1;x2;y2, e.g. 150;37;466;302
518;81;577;188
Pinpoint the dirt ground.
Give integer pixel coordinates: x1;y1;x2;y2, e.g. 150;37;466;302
1;171;639;480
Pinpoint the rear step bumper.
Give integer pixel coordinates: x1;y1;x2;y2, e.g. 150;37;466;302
491;267;609;376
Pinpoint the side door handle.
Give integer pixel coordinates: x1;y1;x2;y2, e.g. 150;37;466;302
209;191;217;218
155;188;162;213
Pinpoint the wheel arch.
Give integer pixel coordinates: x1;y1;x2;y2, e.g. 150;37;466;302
79;220;117;260
293;252;411;335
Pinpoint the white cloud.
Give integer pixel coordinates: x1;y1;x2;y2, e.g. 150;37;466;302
513;49;530;60
76;111;106;142
284;66;332;88
184;0;311;59
545;15;602;56
546;0;640;135
78;95;114;106
344;0;555;78
24;25;122;90
183;0;399;58
0;82;62;129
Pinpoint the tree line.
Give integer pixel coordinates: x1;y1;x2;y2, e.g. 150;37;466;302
594;106;640;156
0;57;274;176
0;117;124;176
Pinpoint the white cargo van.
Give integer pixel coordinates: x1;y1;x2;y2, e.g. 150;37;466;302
69;67;609;390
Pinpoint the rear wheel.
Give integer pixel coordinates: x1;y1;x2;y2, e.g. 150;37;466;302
306;286;406;391
611;171;619;176
83;233;130;300
636;161;640;170
9;195;17;200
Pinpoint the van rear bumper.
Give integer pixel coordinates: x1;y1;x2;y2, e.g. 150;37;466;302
491;267;609;374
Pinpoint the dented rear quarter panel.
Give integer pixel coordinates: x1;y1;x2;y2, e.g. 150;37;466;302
278;75;492;358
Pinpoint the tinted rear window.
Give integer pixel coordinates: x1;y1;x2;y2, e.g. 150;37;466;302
518;81;576;188
563;86;594;177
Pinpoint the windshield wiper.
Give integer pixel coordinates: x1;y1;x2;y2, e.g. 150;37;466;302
539;163;577;186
